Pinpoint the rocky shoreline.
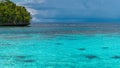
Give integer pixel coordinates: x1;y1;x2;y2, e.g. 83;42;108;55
0;23;30;26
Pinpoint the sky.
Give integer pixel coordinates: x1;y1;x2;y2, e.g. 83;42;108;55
12;0;120;23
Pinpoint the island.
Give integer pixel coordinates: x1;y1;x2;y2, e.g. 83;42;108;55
0;0;32;26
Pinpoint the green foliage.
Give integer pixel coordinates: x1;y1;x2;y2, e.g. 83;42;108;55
0;0;32;25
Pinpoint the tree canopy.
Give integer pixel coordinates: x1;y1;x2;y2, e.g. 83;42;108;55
0;0;32;25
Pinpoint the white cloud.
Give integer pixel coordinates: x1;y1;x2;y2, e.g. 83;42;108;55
27;8;38;15
24;0;45;3
15;0;45;22
16;0;45;6
32;17;40;22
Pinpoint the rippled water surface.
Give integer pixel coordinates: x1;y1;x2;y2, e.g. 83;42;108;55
1;23;120;68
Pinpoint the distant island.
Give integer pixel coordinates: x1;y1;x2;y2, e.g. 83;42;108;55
0;0;32;26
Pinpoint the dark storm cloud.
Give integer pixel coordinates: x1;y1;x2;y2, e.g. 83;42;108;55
13;0;120;22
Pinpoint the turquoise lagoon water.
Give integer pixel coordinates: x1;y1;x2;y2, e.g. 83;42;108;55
1;23;120;68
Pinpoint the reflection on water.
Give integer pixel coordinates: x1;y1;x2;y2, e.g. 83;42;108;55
0;23;120;68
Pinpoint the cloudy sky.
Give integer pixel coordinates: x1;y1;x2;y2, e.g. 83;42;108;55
12;0;120;22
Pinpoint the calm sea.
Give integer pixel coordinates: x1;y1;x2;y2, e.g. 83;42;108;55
0;23;120;68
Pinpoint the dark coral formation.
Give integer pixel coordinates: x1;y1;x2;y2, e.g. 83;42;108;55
84;54;98;59
22;60;36;63
111;56;120;59
56;43;63;45
101;47;109;49
78;48;86;51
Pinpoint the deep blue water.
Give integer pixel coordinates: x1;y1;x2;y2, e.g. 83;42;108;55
0;23;120;68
